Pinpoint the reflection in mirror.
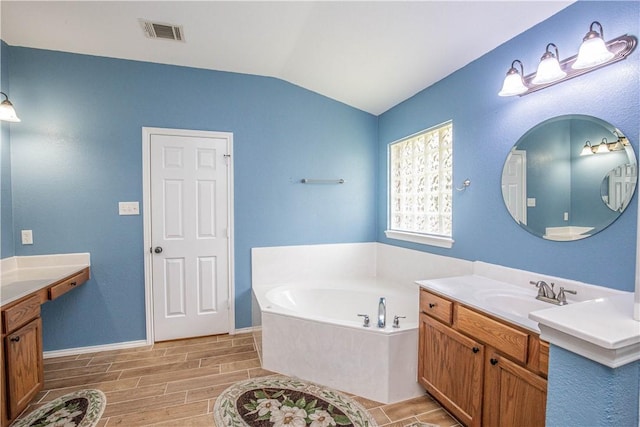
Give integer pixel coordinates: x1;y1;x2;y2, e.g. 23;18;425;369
501;115;637;241
601;163;637;212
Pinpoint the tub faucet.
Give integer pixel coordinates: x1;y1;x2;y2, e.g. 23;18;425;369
378;297;386;328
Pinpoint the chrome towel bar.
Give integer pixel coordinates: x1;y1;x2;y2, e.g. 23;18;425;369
301;178;345;184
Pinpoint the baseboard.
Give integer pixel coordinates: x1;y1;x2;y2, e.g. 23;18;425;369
231;326;259;334
43;329;257;359
43;340;149;359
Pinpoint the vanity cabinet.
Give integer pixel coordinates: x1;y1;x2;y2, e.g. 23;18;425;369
418;313;484;426
1;294;43;425
1;266;89;427
418;287;548;427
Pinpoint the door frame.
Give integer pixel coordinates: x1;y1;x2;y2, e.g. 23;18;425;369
141;127;235;344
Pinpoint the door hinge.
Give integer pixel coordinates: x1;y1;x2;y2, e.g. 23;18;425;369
223;153;231;166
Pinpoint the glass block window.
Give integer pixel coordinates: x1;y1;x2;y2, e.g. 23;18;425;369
389;121;453;239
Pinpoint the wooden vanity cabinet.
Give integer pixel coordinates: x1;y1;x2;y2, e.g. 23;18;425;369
419;312;484;427
418;288;548;427
1;267;89;427
1;294;44;425
4;317;44;420
483;350;547;427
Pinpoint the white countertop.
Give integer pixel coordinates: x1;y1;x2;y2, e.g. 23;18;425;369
416;274;554;333
529;294;640;368
1;253;91;306
417;272;640;368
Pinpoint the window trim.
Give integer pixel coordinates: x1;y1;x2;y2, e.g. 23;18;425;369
386;120;454;248
384;230;454;248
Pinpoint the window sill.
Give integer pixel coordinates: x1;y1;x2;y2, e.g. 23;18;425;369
384;230;454;249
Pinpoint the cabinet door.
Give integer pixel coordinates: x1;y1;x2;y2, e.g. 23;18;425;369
5;317;44;419
483;351;547;427
1;338;8;427
419;313;484;427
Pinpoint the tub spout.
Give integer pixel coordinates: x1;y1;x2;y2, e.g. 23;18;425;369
378;297;386;328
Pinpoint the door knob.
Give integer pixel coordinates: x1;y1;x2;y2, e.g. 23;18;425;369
154;247;163;254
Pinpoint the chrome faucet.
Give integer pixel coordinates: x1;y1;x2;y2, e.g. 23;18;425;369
530;280;577;305
378;297;386;328
530;280;556;299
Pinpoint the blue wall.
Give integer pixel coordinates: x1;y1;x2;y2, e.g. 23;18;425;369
5;48;377;349
1;41;14;259
547;346;640;427
378;1;639;293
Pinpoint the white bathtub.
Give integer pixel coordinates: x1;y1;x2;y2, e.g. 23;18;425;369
253;278;424;404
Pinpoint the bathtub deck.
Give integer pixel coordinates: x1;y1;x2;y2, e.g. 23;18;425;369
19;333;462;426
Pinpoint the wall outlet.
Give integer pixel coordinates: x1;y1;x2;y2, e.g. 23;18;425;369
564;212;569;221
119;201;140;216
21;229;33;245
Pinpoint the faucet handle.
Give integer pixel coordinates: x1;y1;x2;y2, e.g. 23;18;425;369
393;315;406;328
556;287;577;305
357;314;370;327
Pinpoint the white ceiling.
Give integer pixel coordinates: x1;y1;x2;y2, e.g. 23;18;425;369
1;1;573;115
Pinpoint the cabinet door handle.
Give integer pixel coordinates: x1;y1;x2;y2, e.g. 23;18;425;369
490;358;499;365
10;336;20;343
472;347;480;353
70;281;77;287
428;303;436;308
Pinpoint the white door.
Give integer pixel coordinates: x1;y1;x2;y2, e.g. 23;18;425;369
148;130;232;341
607;163;637;212
502;149;527;225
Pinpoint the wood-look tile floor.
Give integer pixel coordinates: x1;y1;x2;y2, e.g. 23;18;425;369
21;333;461;427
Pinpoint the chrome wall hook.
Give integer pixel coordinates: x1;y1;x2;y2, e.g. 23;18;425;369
455;179;471;191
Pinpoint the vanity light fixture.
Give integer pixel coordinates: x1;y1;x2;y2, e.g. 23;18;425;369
498;60;528;96
0;92;20;122
580;140;594;156
595;138;611;154
580;137;626;155
573;21;614;69
531;43;566;84
498;21;637;97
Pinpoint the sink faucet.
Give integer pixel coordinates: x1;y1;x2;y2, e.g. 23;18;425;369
378;297;386;328
530;280;556;299
530;280;577;305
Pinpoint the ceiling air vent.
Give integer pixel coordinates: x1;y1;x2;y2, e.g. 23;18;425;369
140;20;184;42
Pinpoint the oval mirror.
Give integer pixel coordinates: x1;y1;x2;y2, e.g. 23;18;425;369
501;115;637;241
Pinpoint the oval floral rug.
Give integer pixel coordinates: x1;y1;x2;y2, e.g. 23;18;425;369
12;389;106;427
214;376;377;427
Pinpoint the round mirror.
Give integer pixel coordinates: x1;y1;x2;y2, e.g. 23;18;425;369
501;115;637;241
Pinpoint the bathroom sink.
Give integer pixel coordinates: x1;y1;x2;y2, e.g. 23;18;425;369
474;289;553;318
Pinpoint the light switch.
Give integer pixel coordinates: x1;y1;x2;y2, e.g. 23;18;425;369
21;229;33;245
527;198;536;207
119;201;140;216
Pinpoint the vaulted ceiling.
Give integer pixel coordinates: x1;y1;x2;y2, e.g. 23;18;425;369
1;1;573;115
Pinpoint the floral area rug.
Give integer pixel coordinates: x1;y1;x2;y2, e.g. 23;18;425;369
12;389;106;427
214;376;377;427
405;423;440;427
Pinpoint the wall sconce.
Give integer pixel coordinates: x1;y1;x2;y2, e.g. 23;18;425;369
0;92;21;122
499;21;637;97
580;137;627;156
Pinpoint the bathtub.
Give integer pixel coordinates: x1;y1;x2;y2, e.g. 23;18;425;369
253;278;424;404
